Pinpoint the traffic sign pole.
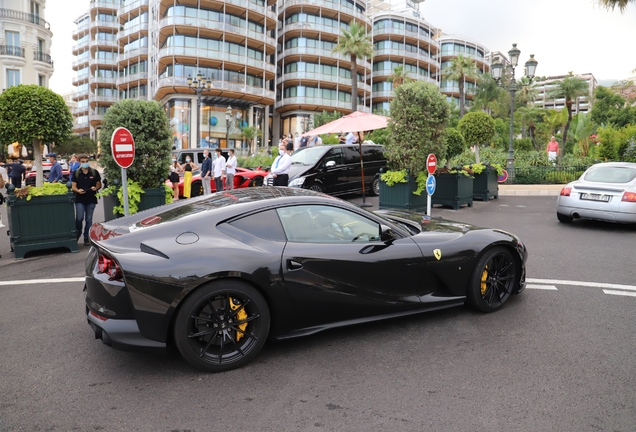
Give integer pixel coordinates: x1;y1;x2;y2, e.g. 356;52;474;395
427;191;431;216
110;127;135;217
121;168;130;216
425;154;437;216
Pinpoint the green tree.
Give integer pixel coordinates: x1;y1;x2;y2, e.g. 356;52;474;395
516;106;543;149
100;99;173;189
241;126;261;155
332;21;374;112
313;110;342;127
443;55;479;118
386;81;450;174
548;72;590;163
457;111;495;164
595;0;633;11
444;128;465;168
473;75;507;117
515;76;538;109
388;65;410;88
591;86;636;127
0;85;73;187
55;136;98;157
568;113;595;157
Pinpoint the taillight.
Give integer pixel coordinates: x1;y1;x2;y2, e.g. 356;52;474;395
97;253;123;281
560;187;572;197
622;192;636;202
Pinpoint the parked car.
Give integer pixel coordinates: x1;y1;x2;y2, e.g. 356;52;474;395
85;187;527;372
556;162;636;224
25;163;70;186
266;144;386;196
167;149;267;197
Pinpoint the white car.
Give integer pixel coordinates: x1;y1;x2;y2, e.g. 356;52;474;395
556;162;636;224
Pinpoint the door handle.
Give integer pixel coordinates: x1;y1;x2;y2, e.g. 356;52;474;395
287;259;303;270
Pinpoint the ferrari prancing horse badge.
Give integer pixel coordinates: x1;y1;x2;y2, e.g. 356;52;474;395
433;249;442;260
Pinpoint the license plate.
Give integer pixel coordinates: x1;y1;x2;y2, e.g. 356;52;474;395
580;193;610;202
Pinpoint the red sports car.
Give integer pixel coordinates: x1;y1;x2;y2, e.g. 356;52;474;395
166;166;268;198
25;162;70;186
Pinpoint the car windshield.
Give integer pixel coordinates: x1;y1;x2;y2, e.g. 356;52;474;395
584;166;636;184
290;146;330;165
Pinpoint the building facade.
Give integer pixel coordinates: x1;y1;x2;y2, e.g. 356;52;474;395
70;0;491;148
1;0;54;91
532;73;597;114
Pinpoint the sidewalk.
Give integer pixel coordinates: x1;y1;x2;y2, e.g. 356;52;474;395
498;184;564;196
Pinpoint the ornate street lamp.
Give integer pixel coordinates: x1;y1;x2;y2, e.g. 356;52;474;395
225;105;232;147
491;44;538;182
187;71;213;148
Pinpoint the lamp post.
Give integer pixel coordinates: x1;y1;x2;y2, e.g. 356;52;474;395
225;105;232;147
187;71;213;148
491;44;538;182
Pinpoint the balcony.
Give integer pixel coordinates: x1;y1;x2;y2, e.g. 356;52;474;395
117;48;148;65
371;90;393;100
72;38;90;54
275;96;370;112
280;0;367;22
90;76;117;86
0;8;51;30
73;105;90;115
72;72;90;85
0;45;25;58
440;50;487;64
440;86;476;96
278;72;370;92
89;94;118;105
73;21;90;39
73;56;90;69
91;20;119;31
75;120;90;131
157;46;276;75
117;22;149;41
279;21;343;39
373;26;435;45
34;51;54;66
71;90;90;101
116;71;148;86
119;0;149;16
278;47;372;70
90;0;121;10
90;56;118;67
156;76;275;102
224;0;277;22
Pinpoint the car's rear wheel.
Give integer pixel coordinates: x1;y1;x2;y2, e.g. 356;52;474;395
250;176;264;187
309;182;324;193
466;247;517;313
370;177;380;196
174;281;270;372
557;212;573;223
190;181;203;197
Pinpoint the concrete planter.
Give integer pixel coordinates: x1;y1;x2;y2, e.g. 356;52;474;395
379;176;428;212
473;169;499;201
431;173;473;210
103;187;167;221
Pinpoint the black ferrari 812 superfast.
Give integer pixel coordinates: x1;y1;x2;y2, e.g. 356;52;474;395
85;187;527;372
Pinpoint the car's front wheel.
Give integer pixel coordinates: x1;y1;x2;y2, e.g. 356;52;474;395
174;281;270;372
309;182;324;193
466;247;517;313
557;212;573;223
190;181;203;197
250;176;264;187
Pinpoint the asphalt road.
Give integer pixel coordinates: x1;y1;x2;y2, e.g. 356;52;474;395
1;196;635;431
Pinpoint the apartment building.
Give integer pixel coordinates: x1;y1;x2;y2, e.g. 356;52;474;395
1;0;54;91
532;73;597;114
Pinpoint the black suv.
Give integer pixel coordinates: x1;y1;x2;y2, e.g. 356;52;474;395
266;144;386;196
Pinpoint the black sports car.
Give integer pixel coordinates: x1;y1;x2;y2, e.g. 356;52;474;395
85;187;527;372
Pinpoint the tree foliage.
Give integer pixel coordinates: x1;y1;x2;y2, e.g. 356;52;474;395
313;110;342;128
100;100;173;189
385;81;450;175
444;128;465;167
595;0;633;11
591;86;636;127
458;111;495;145
443;55;479;118
0;85;73;186
241;126;261;155
55;136;98;157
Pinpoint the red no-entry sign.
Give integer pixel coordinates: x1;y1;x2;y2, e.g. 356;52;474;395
111;127;135;169
427;154;437;175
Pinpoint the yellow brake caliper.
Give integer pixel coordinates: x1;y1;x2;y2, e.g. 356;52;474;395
229;297;248;341
480;265;489;295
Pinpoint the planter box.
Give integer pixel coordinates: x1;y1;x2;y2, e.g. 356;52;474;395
6;191;78;259
103;187;167;221
379;176;428;212
473;169;499;201
431;173;473;210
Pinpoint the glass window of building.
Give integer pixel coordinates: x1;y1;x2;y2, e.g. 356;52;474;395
6;70;20;88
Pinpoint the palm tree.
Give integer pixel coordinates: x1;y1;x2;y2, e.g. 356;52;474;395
388;65;410;88
241;126;261;155
516;106;543;150
444;55;479;118
332;21;374;112
473;75;507;117
548;72;589;163
596;0;633;11
515;76;538;109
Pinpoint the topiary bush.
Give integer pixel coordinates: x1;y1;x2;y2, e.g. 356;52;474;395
457;111;495;164
444;128;465;168
100;100;173;189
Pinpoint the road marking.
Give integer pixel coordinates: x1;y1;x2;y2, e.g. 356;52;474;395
526;284;557;290
528;278;636;292
0;277;85;286
516;205;526;208
499;205;509;207
603;290;636;298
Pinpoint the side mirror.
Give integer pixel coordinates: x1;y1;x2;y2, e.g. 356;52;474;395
325;160;336;168
380;224;395;242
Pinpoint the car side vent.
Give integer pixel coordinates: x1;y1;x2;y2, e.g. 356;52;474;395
140;243;169;259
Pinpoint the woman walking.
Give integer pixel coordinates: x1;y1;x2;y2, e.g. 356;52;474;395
180;156;198;198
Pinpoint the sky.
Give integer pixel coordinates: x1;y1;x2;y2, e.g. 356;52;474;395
47;0;636;95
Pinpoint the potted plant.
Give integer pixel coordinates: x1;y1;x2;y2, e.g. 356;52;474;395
466;162;503;201
99;100;174;220
379;81;450;212
5;183;78;259
457;111;498;201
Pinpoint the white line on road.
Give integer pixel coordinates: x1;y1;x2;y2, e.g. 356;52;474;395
528;278;636;292
0;277;85;286
526;284;558;290
603;290;636;298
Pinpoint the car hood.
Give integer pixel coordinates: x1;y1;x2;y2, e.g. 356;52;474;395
288;164;311;180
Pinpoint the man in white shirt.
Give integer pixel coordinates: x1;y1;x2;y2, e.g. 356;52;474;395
345;131;356;145
225;148;237;190
212;148;226;192
271;142;292;186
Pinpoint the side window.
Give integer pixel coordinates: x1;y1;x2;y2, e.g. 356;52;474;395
363;146;384;162
344;146;360;164
276;205;381;243
323;148;343;167
229;209;286;242
180;152;194;163
196;152;205;164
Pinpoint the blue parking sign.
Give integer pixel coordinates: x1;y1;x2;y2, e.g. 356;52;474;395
426;174;436;195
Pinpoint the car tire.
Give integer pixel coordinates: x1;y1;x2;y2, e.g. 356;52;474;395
556;212;573;223
190;181;203;197
370;177;380;196
309;182;324;193
250;176;264;187
174;280;270;372
466;246;517;313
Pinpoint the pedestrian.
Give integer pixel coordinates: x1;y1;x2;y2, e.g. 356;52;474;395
72;154;101;246
212;148;226;192
200;149;212;195
299;134;309;148
345;131;356;145
46;153;63;183
316;135;323;146
180;155;198;198
169;155;182;200
225;148;237;190
0;159;8;184
546;136;559;163
8;159;26;188
271;142;291;186
68;154;80;177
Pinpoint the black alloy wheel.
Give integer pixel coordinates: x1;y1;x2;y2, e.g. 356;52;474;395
190;181;203;197
174;281;270;372
309;182;324;193
466;247;517;313
250;176;264;187
557;212;573;223
370;177;380;196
